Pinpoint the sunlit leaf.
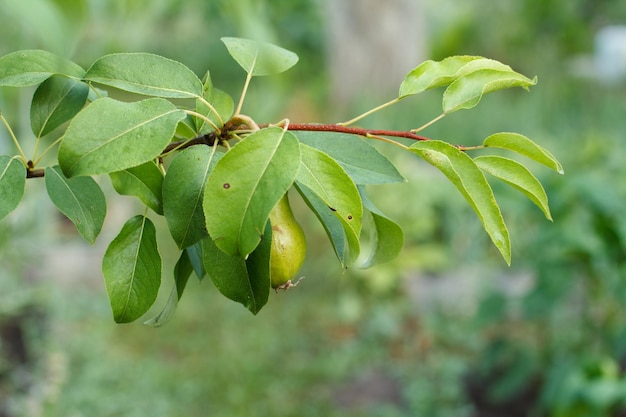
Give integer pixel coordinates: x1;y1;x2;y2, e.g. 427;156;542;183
84;52;203;98
410;140;511;264
0;50;84;87
482;132;564;174
164;145;223;249
296;143;363;238
30;75;89;138
475;155;552;220
203;127;300;257
399;56;481;98
443;69;537;113
102;215;161;323
453;57;520;77
45;166;106;244
110;161;164;215
359;187;404;268
296;143;362;265
296;183;351;267
295;131;405;185
59;97;185;177
0;156;26;221
221;37;299;76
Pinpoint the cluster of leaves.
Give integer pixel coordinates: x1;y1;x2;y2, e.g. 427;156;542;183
0;38;562;323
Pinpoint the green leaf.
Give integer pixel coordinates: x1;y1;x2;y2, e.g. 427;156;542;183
474;155;552;221
201;236;268;314
359;188;404;268
203;127;301;257
482;132;564;174
45;166;106;244
0;50;84;87
173;250;193;299
454;58;520;76
175;114;200;140
443;69;537;113
221;37;299;76
244;222;272;313
186;241;205;280
195;88;234;135
296;143;362;265
30;75;89;138
297;143;363;238
0;156;26;221
58;97;186;177
143;284;178;328
110;161;164;215
144;251;192;327
163;145;223;249
193;70;233;135
102;215;161;323
294;131;405;185
399;55;482;98
84;53;203;98
296;183;352;267
410;140;511;265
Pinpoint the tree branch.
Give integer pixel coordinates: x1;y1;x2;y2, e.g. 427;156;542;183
27;169;45;178
24;123;432;179
279;123;431;142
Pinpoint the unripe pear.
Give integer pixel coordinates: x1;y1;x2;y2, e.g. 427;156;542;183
269;193;306;289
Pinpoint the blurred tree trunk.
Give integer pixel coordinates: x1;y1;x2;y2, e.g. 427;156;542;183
324;0;427;108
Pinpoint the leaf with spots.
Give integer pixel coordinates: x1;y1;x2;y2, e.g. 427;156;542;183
296;143;362;266
163;145;223;249
296;183;358;268
203;127;301;257
294;131;405;185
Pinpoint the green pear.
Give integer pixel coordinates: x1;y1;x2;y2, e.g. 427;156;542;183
269;193;306;289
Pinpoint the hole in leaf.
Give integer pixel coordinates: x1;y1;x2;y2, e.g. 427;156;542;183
223;183;231;189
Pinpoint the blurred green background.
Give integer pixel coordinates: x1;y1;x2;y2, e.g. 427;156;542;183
1;0;626;416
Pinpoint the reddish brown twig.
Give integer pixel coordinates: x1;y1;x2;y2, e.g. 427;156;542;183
283;123;430;141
